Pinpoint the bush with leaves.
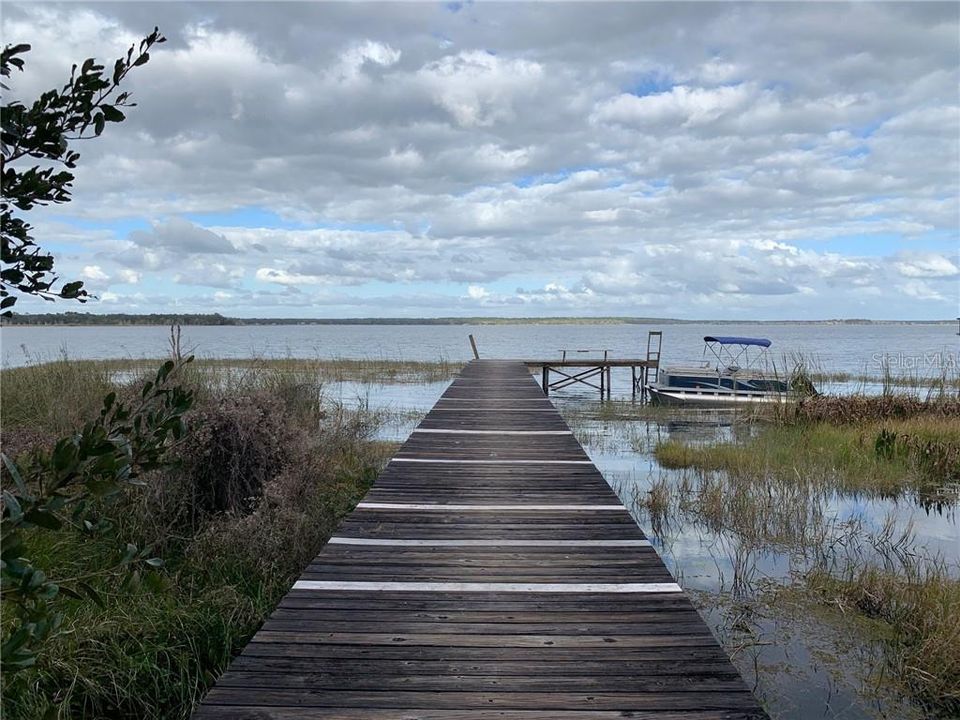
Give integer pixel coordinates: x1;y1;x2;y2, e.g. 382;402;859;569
1;358;195;673
0;28;197;682
1;28;165;316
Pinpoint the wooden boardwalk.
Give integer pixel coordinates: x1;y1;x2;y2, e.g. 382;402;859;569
193;360;768;719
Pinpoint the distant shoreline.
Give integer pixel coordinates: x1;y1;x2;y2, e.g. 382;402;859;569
1;313;955;327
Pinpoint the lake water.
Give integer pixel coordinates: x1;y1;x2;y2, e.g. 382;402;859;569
3;322;958;383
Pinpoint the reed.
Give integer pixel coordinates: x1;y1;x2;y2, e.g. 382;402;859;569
630;469;959;716
805;521;960;717
654;413;959;497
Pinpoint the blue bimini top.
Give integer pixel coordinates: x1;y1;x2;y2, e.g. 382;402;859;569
703;336;772;348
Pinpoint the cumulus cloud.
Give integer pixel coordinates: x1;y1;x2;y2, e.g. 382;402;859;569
2;2;957;319
80;265;109;282
893;253;959;278
129;219;236;254
417;50;545;127
116;269;141;284
593;84;754;128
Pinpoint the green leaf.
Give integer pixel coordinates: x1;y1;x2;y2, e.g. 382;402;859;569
1;490;24;521
101;104;125;122
23;509;62;530
1;453;28;494
78;581;105;608
132;52;150;67
1;533;25;561
144;557;163;568
60;281;85;298
93;112;105;136
57;585;84;601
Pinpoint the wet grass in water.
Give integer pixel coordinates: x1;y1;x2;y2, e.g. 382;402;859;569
654;415;960;498
561;393;959;718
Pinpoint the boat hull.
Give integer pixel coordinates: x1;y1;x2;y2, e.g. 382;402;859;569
646;385;786;407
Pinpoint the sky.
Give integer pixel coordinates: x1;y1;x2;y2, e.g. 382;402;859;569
3;1;959;320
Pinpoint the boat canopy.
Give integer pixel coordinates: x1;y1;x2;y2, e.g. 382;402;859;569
703;336;771;348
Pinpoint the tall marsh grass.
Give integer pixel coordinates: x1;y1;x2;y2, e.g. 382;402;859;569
655;398;960;497
805;519;960;717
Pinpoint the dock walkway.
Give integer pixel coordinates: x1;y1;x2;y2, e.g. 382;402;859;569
193;360;768;719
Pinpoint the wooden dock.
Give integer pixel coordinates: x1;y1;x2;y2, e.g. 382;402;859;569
193;360;768;719
523;330;663;399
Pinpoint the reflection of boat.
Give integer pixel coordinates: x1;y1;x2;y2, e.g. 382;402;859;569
647;336;796;406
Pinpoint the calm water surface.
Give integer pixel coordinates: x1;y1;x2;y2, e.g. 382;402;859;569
3;322;958;379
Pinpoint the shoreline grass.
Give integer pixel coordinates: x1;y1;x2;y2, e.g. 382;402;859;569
654;396;960;498
631;391;959;716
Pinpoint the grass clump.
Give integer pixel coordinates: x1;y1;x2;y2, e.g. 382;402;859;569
654;403;960;497
0;355;114;436
805;560;960;717
784;394;960;425
1;360;389;719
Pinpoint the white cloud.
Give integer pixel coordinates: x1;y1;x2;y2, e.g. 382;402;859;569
81;265;109;282
417;50;544;127
593;84;753;128
898;280;948;301
255;268;326;286
893;253;959;278
117;269;141;284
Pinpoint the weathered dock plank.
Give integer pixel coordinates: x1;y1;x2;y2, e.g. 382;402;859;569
192;360;768;719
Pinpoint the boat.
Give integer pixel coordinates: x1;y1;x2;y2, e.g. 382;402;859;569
647;336;797;406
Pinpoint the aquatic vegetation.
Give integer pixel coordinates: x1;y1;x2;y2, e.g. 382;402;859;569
780;393;960;425
566;388;959;718
196;356;462;384
654;412;960;497
802;518;960;718
805;566;959;716
629;465;959;716
0;354;116;435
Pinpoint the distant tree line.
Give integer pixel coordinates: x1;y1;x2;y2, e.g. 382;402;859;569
1;311;239;326
0;313;948;327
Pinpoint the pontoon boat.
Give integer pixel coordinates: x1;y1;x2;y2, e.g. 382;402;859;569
647;336;795;406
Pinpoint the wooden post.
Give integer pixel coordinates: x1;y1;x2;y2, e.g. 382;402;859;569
542;366;550;396
468;334;480;360
606;367;612;400
631;366;637;400
599;365;605;399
